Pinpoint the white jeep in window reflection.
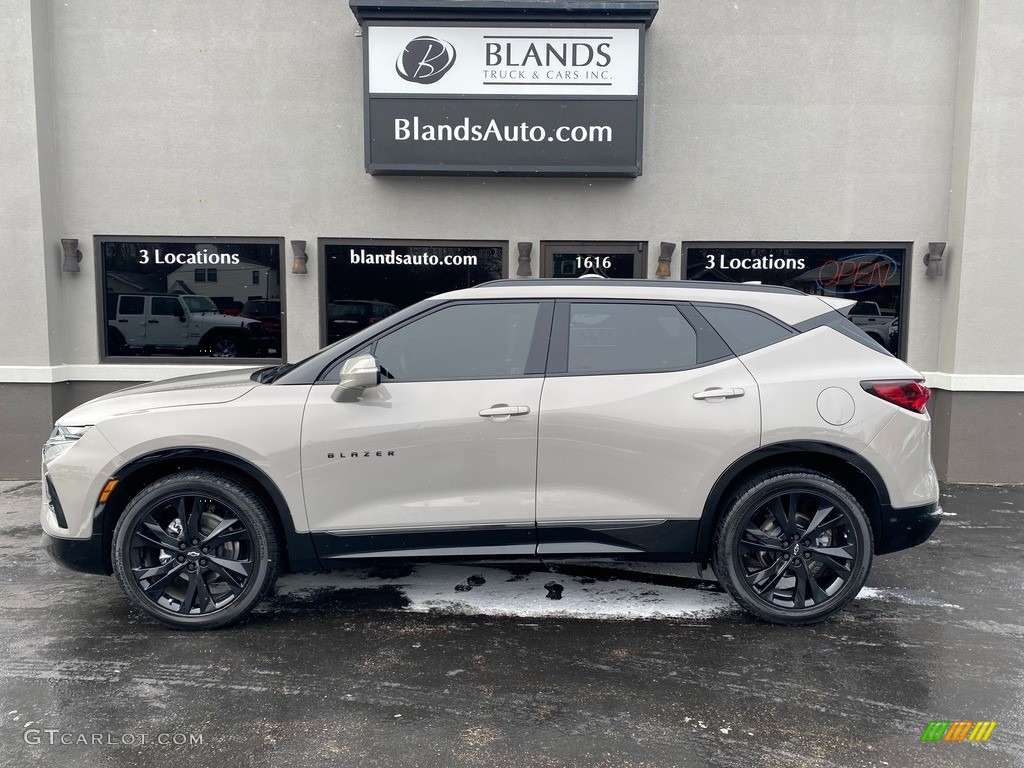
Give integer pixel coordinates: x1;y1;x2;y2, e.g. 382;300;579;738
106;293;271;358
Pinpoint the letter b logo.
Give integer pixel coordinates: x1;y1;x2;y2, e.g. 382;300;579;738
396;37;456;84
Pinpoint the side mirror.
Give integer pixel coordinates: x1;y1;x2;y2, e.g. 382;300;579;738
175;305;186;321
331;353;381;402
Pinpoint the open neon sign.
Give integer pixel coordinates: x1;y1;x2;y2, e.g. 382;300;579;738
815;252;899;295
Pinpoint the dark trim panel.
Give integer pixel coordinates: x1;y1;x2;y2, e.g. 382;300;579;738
876;500;941;555
537;519;698;560
42;531;108;576
314;524;537;562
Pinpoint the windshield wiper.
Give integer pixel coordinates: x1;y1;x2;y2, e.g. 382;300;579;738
253;363;296;384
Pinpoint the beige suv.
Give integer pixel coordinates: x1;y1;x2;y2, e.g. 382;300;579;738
42;280;940;629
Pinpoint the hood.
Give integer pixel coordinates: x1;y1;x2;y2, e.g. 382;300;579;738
57;369;262;425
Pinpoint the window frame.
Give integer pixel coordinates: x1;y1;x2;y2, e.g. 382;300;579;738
317;238;510;349
540;240;647;279
94;235;287;364
682;241;911;359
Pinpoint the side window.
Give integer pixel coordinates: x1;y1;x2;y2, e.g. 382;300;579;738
567;303;697;374
695;304;794;356
119;296;144;315
151;297;179;316
374;303;540;381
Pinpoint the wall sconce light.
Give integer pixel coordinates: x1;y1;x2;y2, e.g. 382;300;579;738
656;241;676;278
924;242;945;277
516;242;533;277
291;240;308;275
60;238;82;273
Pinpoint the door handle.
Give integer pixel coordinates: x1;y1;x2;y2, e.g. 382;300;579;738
692;387;745;401
478;404;531;420
147;320;160;324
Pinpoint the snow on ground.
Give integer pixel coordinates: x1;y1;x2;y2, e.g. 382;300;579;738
272;563;952;621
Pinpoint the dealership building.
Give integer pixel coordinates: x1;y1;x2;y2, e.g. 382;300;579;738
2;0;1022;482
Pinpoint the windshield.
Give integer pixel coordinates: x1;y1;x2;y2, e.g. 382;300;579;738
273;299;438;385
181;295;219;313
328;303;370;320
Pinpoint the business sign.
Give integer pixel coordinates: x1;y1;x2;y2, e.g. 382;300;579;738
362;25;645;176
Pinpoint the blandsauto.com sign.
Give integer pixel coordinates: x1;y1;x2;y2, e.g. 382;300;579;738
363;25;645;176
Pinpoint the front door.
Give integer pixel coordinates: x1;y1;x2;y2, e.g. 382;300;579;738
300;300;551;562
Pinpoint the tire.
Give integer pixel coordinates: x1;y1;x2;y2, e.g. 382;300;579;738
112;471;279;630
204;333;243;358
712;469;873;625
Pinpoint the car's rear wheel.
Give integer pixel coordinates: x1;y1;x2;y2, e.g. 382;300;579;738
112;471;279;630
713;469;873;625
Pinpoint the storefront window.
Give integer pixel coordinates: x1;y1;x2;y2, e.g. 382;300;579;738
684;244;908;357
541;241;646;279
320;239;506;346
98;237;284;361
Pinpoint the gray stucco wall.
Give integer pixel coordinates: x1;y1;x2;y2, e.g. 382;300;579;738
32;0;961;368
2;0;1023;481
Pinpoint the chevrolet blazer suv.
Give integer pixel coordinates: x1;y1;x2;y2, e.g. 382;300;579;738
41;280;941;629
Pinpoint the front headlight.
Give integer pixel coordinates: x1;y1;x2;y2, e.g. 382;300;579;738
42;424;92;463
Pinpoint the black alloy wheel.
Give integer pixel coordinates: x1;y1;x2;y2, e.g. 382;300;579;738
112;471;278;629
713;470;873;625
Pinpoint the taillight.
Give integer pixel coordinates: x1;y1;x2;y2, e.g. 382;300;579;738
861;380;931;413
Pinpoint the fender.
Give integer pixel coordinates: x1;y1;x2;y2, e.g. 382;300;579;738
98;447;321;573
695;441;890;561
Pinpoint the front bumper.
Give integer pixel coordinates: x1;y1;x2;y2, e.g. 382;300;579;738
876;500;942;555
41;531;110;576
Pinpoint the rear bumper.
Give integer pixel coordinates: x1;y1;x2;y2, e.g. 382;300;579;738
876;500;942;555
41;531;109;576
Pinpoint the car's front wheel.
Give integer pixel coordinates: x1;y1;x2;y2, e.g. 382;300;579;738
112;471;279;630
713;469;873;625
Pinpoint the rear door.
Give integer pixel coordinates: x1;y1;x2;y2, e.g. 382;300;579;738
147;296;187;347
535;300;761;559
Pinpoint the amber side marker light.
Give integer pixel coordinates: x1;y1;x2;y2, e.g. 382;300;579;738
99;479;119;504
861;380;931;413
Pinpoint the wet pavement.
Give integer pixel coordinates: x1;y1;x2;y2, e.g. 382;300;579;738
1;481;1022;768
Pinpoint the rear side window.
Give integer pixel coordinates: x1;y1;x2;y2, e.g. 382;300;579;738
567;303;697;374
695;304;794;356
119;296;144;315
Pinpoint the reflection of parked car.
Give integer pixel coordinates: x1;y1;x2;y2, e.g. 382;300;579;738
326;300;398;343
212;298;244;316
48;281;939;629
106;293;271;358
241;300;281;336
848;301;897;352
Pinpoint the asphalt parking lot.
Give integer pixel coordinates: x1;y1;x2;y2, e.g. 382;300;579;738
1;481;1022;768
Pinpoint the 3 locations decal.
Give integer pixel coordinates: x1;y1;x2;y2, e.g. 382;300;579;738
363;25;645;175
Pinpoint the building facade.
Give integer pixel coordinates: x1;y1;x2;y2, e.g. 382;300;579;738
2;0;1022;481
